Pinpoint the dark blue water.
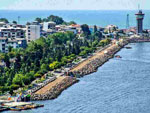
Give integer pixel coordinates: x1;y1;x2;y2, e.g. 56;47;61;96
0;10;150;29
5;42;150;113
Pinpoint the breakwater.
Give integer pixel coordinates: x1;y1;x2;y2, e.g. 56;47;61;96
28;76;57;94
30;39;130;101
31;76;78;100
129;37;150;43
70;39;129;77
6;42;150;113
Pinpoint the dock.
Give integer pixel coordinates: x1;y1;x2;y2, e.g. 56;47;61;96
0;101;44;112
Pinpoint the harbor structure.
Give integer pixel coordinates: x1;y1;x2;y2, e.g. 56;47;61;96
135;10;145;34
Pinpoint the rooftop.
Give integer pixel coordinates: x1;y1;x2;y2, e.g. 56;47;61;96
0;37;7;40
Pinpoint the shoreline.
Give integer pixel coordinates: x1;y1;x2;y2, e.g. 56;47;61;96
69;39;129;77
30;37;150;101
31;76;78;101
30;39;129;101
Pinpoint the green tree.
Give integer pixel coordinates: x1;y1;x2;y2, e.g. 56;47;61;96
49;61;60;70
81;24;91;37
3;54;10;68
47;15;64;25
12;21;17;24
35;17;42;23
68;21;77;25
0;18;9;23
93;25;97;33
12;74;24;87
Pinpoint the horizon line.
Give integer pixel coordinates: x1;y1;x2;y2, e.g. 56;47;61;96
0;9;150;11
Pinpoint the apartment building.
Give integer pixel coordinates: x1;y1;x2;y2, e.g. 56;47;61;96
26;21;42;43
0;27;25;38
0;37;7;52
0;37;27;53
43;21;56;31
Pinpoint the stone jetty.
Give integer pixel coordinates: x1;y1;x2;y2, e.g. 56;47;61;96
70;39;129;77
30;39;129;101
31;76;78;100
129;36;150;43
28;76;57;94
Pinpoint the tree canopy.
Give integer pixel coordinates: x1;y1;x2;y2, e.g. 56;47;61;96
0;22;110;94
0;18;9;23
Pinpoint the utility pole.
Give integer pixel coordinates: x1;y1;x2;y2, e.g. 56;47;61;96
18;16;20;24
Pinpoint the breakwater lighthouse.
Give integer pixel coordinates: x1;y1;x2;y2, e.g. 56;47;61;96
135;10;145;34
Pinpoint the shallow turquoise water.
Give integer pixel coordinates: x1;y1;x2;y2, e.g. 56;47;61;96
0;10;150;29
5;42;150;113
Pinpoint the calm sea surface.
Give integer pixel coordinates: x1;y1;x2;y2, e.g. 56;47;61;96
4;42;150;113
0;10;150;29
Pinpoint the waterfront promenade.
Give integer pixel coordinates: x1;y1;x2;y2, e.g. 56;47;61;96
71;44;117;72
31;76;78;100
29;36;150;101
70;39;128;77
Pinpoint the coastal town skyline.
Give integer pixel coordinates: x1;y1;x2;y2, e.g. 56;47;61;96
0;0;149;10
1;0;150;112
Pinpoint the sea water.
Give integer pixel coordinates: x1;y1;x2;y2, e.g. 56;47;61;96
0;10;150;29
4;42;150;113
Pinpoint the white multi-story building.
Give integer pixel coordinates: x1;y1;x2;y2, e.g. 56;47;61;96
55;24;80;34
0;22;6;27
0;27;25;39
26;21;42;43
43;21;56;31
0;37;7;53
0;37;27;53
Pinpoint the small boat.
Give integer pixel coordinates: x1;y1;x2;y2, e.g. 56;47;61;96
16;106;29;110
115;55;122;58
30;104;38;109
25;105;33;109
0;107;9;112
10;107;21;111
36;104;44;108
29;104;44;109
125;46;132;49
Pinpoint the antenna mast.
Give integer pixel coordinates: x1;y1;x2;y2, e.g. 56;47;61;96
18;16;20;24
126;14;130;29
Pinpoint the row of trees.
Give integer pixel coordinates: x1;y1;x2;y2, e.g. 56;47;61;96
35;15;76;25
0;18;18;24
0;24;111;94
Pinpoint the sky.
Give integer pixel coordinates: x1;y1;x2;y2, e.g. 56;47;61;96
0;0;149;10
